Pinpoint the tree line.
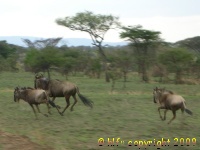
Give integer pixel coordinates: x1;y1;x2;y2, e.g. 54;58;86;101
0;11;200;85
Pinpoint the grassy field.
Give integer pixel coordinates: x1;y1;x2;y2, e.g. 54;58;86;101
0;71;199;150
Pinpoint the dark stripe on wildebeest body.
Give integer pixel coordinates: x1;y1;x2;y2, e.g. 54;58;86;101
34;74;94;116
153;87;193;124
14;86;54;119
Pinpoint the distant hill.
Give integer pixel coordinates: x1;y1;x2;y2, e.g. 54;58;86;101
0;36;128;47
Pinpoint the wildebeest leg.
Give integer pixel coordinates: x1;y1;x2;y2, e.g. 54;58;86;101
61;95;70;115
163;109;168;120
46;103;51;114
35;104;41;113
181;105;184;114
51;97;61;109
168;110;176;124
70;95;78;111
180;106;186;124
52;97;56;101
35;104;48;117
29;104;38;119
158;106;165;120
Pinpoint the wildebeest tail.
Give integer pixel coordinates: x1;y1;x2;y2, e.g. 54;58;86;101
76;86;93;108
185;109;193;115
183;101;193;115
48;100;57;107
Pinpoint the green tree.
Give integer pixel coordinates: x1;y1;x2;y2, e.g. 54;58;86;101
108;48;133;88
0;41;16;58
23;37;62;49
158;48;194;84
24;38;63;78
120;25;161;82
175;36;200;53
0;41;19;71
55;11;121;82
87;58;102;78
24;47;64;78
60;48;82;78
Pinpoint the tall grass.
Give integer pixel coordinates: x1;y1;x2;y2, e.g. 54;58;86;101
0;71;199;150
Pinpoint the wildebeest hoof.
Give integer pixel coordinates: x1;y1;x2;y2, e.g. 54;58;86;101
57;105;61;109
161;117;165;121
59;112;64;116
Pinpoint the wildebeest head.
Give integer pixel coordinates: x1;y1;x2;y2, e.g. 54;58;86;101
35;73;44;79
153;87;162;103
14;87;21;102
34;74;49;90
35;78;49;90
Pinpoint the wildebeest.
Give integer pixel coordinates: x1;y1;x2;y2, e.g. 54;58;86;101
14;86;53;119
34;74;93;116
153;87;193;124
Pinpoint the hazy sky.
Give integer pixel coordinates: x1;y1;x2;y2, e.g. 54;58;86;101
1;0;200;42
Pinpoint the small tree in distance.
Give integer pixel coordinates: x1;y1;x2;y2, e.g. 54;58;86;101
120;25;161;82
23;38;64;79
55;11;121;82
158;48;194;84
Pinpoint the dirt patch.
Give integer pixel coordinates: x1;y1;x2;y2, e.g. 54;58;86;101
0;130;54;150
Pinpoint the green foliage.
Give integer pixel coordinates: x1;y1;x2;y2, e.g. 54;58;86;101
24;47;64;72
175;36;200;53
56;11;120;38
0;72;199;150
88;58;102;76
120;25;161;43
56;11;121;62
24;49;40;70
0;41;19;71
158;48;194;83
120;25;161;82
158;48;194;72
107;48;134;79
0;41;16;58
62;48;87;74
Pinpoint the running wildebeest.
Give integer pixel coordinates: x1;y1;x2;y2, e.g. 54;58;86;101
153;87;193;124
14;86;54;119
34;74;93;116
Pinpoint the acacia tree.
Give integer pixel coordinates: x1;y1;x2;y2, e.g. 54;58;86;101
24;38;63;78
175;36;200;79
55;11;120;82
23;37;62;49
175;36;200;53
120;25;161;82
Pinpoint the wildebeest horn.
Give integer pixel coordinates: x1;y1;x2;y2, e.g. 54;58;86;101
40;73;43;77
35;73;39;78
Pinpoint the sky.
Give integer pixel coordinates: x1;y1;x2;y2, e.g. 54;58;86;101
1;0;200;43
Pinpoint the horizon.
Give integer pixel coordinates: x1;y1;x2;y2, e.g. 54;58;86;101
0;36;129;47
1;0;200;43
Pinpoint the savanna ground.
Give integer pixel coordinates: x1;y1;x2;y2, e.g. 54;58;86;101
0;72;199;150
